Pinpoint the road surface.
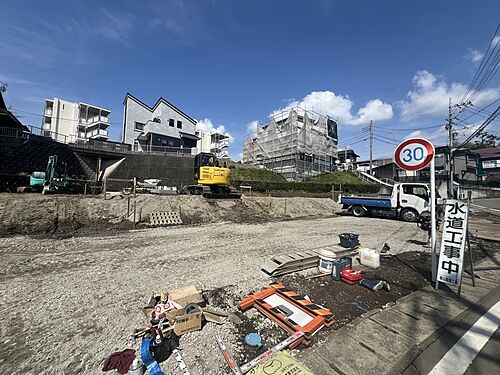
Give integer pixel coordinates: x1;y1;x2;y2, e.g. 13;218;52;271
473;197;500;212
407;285;500;375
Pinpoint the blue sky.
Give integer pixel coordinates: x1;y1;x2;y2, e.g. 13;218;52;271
1;0;499;160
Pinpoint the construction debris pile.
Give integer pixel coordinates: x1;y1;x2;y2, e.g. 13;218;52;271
103;283;319;375
102;232;401;375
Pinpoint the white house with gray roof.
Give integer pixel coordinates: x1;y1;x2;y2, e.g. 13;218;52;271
121;93;198;154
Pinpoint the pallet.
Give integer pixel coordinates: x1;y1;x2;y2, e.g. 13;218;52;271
150;211;183;226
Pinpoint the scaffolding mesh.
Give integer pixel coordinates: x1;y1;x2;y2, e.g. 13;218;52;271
242;107;338;180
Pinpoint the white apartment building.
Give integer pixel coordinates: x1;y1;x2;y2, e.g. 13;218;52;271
43;98;110;143
195;130;230;158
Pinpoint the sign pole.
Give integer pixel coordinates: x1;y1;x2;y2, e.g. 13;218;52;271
430;156;437;284
393;138;436;283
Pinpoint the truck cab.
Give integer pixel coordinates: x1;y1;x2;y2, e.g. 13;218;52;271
397;183;430;222
339;182;435;222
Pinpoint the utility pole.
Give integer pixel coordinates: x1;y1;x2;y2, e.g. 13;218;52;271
369;120;373;175
446;99;472;198
447;99;453;198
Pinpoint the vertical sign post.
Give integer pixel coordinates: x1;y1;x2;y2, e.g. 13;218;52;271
430;155;437;282
394;138;437;281
435;200;469;291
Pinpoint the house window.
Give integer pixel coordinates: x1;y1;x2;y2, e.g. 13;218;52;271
177;120;182;129
483;160;500;169
169;119;175;127
135;122;145;131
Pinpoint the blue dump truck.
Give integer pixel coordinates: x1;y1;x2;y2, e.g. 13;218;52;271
339;183;433;222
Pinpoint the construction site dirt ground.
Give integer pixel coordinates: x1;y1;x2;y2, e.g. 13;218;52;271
1;194;498;375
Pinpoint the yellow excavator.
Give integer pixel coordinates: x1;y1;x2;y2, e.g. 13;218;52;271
187;152;241;198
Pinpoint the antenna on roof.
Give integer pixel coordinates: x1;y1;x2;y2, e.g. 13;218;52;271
0;82;7;92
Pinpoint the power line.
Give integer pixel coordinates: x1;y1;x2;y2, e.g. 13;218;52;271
456;105;500;149
341;129;371;144
372;135;399;146
373;123;445;132
339;137;368;147
458;22;500;105
454;98;500;124
373;132;401;143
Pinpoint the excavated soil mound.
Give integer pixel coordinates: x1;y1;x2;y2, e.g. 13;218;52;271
0;193;341;237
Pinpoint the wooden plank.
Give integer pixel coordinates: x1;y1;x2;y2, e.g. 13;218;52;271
261;261;281;275
262;247;357;276
272;263;319;277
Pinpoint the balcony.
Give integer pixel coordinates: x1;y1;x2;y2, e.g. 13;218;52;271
79;115;110;126
88;129;109;139
44;108;53;116
217;139;230;148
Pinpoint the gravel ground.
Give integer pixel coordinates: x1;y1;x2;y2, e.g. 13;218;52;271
0;215;428;375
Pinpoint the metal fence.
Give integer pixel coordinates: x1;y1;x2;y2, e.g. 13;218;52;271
0;127;24;138
0;125;197;156
71;140;132;153
134;143;194;156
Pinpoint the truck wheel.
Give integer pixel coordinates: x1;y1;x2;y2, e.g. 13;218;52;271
351;205;366;217
401;208;418;222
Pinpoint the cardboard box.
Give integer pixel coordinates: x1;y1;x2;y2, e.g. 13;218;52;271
169;284;203;307
166;307;202;336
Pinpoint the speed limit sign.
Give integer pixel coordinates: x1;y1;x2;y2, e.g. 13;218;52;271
394;138;435;171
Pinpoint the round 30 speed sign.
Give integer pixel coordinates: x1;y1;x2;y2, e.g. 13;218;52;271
394;138;435;171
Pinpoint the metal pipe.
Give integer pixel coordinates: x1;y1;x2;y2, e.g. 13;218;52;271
430;156;437;284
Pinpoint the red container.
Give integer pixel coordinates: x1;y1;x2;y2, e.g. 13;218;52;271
340;267;362;285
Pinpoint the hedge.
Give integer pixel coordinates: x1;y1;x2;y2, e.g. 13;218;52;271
230;167;286;183
232;180;380;194
309;171;368;185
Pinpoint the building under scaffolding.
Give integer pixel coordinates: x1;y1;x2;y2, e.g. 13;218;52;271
242;107;338;180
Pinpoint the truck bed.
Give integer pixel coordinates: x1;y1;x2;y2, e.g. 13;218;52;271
340;196;392;208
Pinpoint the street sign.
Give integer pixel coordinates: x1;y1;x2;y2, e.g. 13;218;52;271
394;137;438;282
437;199;469;287
394;138;435;171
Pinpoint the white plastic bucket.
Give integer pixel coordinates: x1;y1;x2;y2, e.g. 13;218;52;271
318;249;336;273
359;247;380;269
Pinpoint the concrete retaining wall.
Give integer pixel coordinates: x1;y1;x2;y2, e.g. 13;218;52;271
0;136;88;178
108;153;196;188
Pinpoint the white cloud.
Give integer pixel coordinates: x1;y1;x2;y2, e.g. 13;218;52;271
196;118;234;143
464;48;484;63
63;11;135;46
246;120;259;134
405;128;446;142
269;91;393;126
350;99;394;125
398;70;500;121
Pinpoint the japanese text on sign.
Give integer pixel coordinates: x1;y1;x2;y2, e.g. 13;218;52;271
437;200;468;286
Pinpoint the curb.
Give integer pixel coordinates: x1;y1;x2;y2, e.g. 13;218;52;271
390;274;500;374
